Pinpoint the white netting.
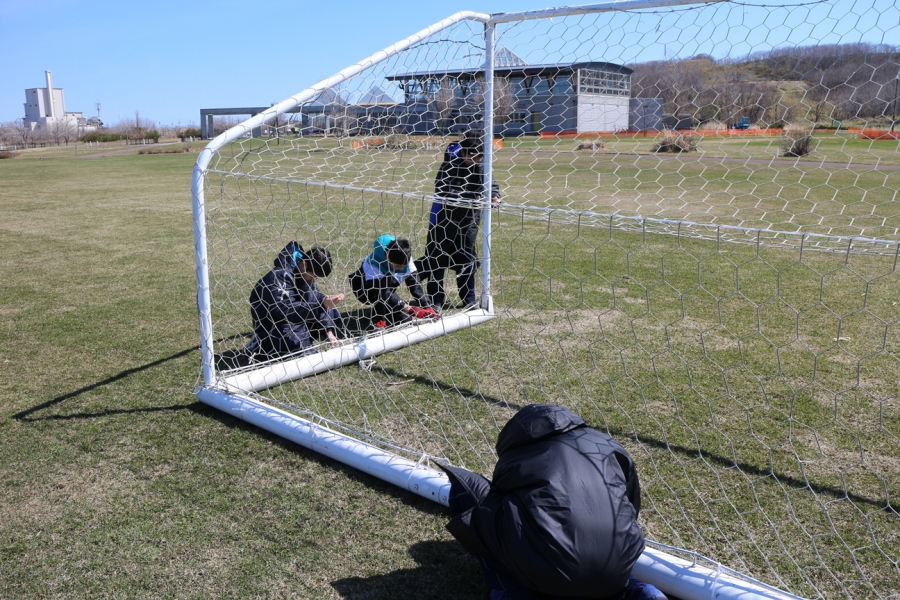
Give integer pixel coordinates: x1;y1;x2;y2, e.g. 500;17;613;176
195;2;900;598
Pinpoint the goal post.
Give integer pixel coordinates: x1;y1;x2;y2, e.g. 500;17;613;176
192;1;900;598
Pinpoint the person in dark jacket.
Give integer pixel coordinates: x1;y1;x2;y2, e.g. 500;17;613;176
418;135;501;309
441;404;666;600
249;242;344;358
349;234;439;328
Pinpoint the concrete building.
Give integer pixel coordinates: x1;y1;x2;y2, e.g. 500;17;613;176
201;50;665;139
381;48;635;135
23;71;94;134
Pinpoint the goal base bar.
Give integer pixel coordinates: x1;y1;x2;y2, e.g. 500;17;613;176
222;309;496;393
196;385;803;600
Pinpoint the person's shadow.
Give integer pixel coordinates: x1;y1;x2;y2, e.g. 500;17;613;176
331;539;487;599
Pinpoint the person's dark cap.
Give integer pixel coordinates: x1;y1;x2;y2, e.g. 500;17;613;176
307;246;333;278
386;238;411;267
460;134;485;156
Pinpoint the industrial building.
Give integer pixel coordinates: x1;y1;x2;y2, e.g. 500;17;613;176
23;71;96;134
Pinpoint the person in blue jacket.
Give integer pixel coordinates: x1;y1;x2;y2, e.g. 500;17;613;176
349;234;439;328
249;241;344;357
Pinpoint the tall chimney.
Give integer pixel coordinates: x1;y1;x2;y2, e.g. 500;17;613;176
45;71;55;118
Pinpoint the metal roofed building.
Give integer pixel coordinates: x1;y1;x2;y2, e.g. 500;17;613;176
200;50;650;138
382;47;634;135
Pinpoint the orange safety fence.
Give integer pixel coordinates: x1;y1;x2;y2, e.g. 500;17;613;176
540;129;787;139
857;129;900;140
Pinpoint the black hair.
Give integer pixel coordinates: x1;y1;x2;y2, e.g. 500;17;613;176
386;238;411;267
307;246;333;278
459;132;485;156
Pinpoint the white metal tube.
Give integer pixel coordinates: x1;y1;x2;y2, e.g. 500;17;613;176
196;386;452;504
487;0;725;24
481;22;496;307
223;310;495;393
633;546;806;600
191;163;215;385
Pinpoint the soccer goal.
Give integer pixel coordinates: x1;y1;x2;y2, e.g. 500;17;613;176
192;1;900;598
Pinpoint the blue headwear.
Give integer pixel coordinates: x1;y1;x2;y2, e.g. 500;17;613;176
291;249;305;268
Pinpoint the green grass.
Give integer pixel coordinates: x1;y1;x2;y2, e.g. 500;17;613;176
0;146;483;599
203;134;900;599
2;137;899;599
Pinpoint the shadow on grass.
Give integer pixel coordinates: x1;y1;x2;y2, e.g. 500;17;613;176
377;366;523;411
12;345;200;422
190;399;450;515
378;368;892;511
12;340;893;511
331;539;485;600
11;331;260;422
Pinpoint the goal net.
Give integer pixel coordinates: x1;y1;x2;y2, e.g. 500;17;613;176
192;2;900;598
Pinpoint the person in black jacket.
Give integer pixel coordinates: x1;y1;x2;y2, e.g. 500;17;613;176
418;135;501;309
349;234;439;329
249;242;344;358
441;404;667;600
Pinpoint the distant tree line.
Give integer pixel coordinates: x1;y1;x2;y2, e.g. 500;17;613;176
630;43;900;128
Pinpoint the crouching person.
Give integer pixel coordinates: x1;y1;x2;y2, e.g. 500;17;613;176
349;234;440;329
441;404;666;600
250;242;344;358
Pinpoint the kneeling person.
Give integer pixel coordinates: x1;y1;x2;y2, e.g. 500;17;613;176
250;242;344;357
442;404;666;600
349;234;439;328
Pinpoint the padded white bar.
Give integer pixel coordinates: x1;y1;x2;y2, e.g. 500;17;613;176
223;310;496;393
633;547;807;600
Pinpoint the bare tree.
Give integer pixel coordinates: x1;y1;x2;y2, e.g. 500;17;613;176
0;122;16;147
427;76;456;134
493;76;517;126
12;118;32;147
50;118;68;146
61;119;76;145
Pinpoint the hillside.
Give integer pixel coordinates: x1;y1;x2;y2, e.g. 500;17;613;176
629;43;900;128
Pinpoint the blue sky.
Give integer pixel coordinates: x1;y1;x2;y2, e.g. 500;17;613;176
1;0;894;128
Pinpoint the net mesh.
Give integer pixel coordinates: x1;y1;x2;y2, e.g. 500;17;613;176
198;2;900;597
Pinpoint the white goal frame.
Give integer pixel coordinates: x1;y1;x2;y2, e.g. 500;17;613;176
191;3;808;599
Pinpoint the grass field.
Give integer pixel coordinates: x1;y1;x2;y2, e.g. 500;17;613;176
2;133;899;599
203;131;900;599
0;143;485;599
